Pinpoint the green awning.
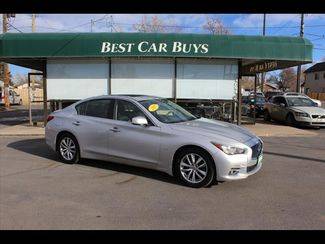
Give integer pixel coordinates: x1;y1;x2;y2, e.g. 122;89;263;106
0;32;313;74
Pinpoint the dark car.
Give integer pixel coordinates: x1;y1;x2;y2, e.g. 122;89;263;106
242;95;266;118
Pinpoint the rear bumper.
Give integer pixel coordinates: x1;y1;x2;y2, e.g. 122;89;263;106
45;124;57;151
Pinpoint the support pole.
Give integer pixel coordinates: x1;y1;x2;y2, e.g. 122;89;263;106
296;14;304;93
173;58;177;103
28;73;33;125
237;60;242;125
108;58;112;95
254;74;257;125
261;14;266;93
43;65;48;126
2;14;10;109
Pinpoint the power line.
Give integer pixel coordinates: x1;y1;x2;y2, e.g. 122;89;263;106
7;22;23;33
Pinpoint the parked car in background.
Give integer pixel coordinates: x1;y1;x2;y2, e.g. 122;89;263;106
264;93;325;128
249;91;265;97
46;95;263;188
0;89;22;105
264;91;284;101
284;92;322;107
242;95;266;118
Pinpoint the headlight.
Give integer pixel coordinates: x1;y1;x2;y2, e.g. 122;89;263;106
212;143;247;155
294;111;309;117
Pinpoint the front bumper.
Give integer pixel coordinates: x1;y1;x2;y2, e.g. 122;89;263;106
211;138;263;181
217;153;263;181
294;115;325;127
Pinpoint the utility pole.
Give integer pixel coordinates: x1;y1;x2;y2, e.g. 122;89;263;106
90;19;94;32
31;14;36;32
2;14;10;109
261;13;266;93
296;14;304;93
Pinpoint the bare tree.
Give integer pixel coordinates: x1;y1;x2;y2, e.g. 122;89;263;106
203;16;231;35
133;15;183;33
279;68;297;91
241;77;255;90
11;73;43;88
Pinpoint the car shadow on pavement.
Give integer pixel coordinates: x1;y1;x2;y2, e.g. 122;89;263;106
6;138;185;187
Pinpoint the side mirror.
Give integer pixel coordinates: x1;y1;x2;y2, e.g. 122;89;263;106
279;103;286;107
131;116;148;126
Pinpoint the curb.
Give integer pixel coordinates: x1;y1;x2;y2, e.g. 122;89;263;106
0;134;45;136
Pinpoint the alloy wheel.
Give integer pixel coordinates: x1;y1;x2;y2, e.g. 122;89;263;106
180;153;208;184
59;137;76;161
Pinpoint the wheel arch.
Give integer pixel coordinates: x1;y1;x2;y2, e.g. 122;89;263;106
172;144;217;178
55;130;79;152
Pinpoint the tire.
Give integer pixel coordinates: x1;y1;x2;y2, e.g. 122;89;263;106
286;113;296;127
174;148;215;188
264;110;271;121
56;133;80;164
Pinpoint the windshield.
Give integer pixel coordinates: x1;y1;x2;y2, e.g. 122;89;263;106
286;97;315;107
139;99;197;123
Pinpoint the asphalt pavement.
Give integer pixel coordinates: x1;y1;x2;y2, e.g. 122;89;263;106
0;129;324;229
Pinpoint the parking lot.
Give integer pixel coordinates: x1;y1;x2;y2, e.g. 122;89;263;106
1;128;325;229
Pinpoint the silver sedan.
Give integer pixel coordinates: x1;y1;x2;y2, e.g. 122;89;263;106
45;95;263;188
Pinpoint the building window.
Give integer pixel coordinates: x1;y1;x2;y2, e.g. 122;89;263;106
314;73;319;80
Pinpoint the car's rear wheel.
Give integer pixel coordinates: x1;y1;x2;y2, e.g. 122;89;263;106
264;110;271;121
57;133;80;164
286;113;296;127
174;148;215;188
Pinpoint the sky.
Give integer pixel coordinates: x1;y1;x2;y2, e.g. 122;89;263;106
1;14;325;76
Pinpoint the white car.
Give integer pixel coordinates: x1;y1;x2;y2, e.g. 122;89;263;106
284;92;322;107
0;89;22;105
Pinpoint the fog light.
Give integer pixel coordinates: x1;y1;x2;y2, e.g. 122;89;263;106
229;168;240;175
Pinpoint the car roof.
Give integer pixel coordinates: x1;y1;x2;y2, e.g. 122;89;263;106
80;94;163;102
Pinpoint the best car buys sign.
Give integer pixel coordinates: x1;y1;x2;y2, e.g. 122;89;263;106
100;41;209;56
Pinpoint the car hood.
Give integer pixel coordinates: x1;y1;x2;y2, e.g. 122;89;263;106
290;106;325;115
169;118;256;143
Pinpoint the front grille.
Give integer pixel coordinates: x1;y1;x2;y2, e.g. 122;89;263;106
312;115;325;119
251;141;262;159
311;122;325;125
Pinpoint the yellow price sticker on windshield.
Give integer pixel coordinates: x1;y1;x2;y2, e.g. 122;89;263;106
148;104;159;112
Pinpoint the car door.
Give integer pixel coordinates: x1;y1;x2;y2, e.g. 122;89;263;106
270;96;281;120
107;99;161;165
72;99;116;157
277;97;289;121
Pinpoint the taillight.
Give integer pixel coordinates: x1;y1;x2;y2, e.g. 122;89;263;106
47;115;54;122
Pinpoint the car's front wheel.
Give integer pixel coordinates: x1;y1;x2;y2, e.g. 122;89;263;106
286;113;296;127
174;148;215;188
57;133;80;164
264;110;271;121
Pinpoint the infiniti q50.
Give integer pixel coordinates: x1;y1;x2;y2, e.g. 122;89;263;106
45;95;263;188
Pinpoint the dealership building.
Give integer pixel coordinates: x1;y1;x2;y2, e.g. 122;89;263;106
0;32;313;124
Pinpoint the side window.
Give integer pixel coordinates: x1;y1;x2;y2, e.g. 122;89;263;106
75;102;87;115
85;99;115;119
116;100;146;122
278;97;287;106
314;73;319;80
76;99;115;119
272;97;280;105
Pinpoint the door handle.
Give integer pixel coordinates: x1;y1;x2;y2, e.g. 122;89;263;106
110;127;120;133
72;121;80;126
